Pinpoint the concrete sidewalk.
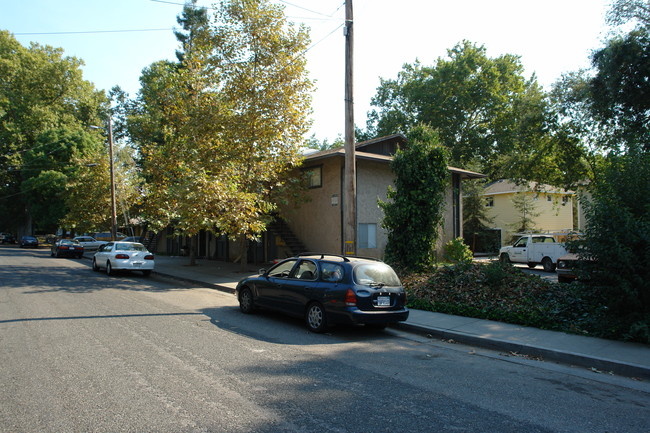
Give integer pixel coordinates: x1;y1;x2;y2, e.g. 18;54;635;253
151;255;650;380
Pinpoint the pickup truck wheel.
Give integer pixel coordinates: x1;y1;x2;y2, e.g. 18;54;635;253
542;257;556;272
499;253;510;264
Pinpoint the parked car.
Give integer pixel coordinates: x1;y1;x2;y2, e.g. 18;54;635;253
51;239;84;258
235;253;410;333
556;253;596;283
92;241;155;276
73;236;105;251
0;232;16;244
93;232;127;242
499;235;568;272
19;236;39;248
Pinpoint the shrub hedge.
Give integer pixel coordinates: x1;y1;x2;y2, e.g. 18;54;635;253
401;260;648;344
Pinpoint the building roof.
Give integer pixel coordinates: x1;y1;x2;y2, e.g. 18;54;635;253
302;135;486;179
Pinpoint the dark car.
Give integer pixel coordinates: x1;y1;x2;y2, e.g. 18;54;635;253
1;232;16;244
19;236;39;248
51;239;85;258
235;253;409;332
556;253;596;283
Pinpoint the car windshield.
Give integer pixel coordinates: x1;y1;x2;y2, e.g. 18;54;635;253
354;263;401;287
114;243;147;252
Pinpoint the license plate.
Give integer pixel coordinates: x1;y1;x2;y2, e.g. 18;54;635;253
132;262;143;267
377;296;390;306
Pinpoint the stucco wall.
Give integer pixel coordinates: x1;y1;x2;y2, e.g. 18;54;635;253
282;158;343;254
356;159;394;258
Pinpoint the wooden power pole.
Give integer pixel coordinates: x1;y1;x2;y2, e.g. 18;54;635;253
343;0;356;256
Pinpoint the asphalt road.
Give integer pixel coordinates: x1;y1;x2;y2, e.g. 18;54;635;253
1;246;649;433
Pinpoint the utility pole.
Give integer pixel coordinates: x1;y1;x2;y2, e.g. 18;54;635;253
89;120;118;242
107;118;118;241
343;0;356;256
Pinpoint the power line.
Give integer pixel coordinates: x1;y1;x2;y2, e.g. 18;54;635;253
14;28;173;36
277;0;343;18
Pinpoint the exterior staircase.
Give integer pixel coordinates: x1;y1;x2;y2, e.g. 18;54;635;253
267;217;307;256
140;231;159;253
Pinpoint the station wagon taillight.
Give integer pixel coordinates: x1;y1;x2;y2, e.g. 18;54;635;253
345;289;357;306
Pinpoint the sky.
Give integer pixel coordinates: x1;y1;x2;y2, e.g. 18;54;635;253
2;0;613;141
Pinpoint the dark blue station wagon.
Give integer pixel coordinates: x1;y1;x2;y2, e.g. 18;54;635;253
235;254;409;332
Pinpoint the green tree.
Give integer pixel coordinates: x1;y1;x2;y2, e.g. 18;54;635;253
133;0;312;266
590;28;650;151
19;127;103;234
367;41;550;178
509;192;541;235
0;31;106;233
606;0;650;28
379;126;448;271
580;151;650;342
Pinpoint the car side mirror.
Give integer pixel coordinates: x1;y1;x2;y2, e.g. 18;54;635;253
259;268;267;276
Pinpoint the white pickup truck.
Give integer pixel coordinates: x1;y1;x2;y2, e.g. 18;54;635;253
499;235;568;272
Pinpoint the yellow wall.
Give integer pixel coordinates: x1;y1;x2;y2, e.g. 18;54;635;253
486;192;574;244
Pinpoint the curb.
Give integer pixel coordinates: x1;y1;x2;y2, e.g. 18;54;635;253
395;322;650;380
152;271;236;294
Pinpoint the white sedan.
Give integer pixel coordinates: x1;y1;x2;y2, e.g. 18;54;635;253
92;242;155;277
73;236;105;251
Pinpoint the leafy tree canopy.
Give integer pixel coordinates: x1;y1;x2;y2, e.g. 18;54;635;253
132;0;313;252
0;31;107;233
366;41;550;178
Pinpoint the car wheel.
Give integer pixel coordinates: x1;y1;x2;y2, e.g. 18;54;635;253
92;258;100;272
542;257;556;272
238;287;255;314
142;270;151;277
305;302;328;333
500;253;510;264
106;261;114;276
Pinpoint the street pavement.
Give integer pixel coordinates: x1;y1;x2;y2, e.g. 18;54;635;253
103;252;650;380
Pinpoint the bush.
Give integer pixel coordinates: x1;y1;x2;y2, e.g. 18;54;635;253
580;151;650;342
443;237;473;264
400;260;646;342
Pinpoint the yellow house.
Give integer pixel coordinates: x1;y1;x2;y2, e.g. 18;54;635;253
483;179;575;246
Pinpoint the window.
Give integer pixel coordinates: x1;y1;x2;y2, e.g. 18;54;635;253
358;223;377;249
321;262;344;282
269;259;297;278
485;197;494;207
294;260;318;280
304;166;322;188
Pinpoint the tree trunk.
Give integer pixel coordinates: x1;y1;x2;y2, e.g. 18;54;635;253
239;235;248;272
189;235;196;266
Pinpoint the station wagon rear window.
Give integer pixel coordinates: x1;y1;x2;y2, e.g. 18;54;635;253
354;263;401;287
